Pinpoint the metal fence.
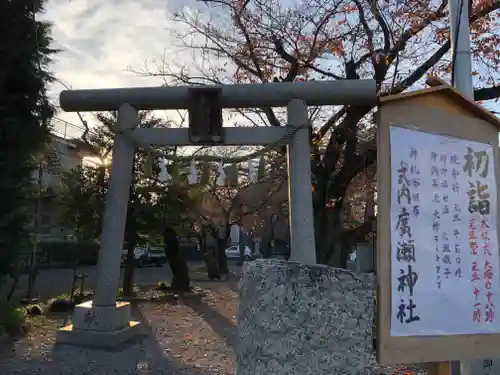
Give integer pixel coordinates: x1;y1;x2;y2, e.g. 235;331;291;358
51;117;85;139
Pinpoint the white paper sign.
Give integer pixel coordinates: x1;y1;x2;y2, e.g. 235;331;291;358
390;126;500;336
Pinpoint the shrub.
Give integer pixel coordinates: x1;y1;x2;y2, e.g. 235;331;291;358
47;293;74;313
117;285;140;297
156;281;169;291
26;304;43;316
47;298;74;313
0;300;26;337
3;308;26;336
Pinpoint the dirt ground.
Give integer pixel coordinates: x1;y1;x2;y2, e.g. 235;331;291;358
0;278;238;375
0;270;427;375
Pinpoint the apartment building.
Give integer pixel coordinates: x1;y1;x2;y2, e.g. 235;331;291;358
32;119;90;241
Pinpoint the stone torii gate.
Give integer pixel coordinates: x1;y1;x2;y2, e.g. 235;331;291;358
55;80;377;346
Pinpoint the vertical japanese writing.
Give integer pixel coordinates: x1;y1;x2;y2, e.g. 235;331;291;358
464;146;494;323
470;218;481;322
432;152;455;288
431;152;442;289
390;126;500;337
483;218;494;323
395;148;420;325
450;154;463;282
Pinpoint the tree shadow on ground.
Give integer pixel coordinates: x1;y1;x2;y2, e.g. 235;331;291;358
181;292;238;349
189;270;240;295
124;281;238;350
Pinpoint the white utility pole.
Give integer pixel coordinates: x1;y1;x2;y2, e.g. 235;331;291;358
449;0;474;374
449;0;474;99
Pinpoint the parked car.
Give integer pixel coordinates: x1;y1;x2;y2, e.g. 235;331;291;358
225;245;254;261
148;246;167;266
121;246;166;268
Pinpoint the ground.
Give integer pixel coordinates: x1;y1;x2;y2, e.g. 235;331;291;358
0;263;429;375
0;277;237;375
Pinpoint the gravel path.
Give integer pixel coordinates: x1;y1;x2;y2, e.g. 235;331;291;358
0;284;236;375
0;275;429;375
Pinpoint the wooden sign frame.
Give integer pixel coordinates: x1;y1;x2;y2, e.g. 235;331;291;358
376;87;500;365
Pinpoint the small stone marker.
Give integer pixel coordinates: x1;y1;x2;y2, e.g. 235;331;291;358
236;259;376;375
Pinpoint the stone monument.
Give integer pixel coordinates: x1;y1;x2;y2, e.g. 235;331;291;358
237;259;376;375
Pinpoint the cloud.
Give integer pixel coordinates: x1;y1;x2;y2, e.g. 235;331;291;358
40;0;196;126
41;0;260;137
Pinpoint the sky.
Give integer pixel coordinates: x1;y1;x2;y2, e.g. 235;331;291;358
40;0;499;138
40;0;208;134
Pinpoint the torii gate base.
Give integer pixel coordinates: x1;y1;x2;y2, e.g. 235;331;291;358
56;301;141;347
54;80;376;347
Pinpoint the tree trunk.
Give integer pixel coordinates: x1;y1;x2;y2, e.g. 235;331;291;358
209;226;229;275
6;267;20;302
217;237;229;275
122;197;138;296
238;224;245;265
284;224;291;261
339;235;352;269
23;245;42;301
316;200;344;266
7;275;19;301
6;254;26;301
260;231;271;258
164;226;190;292
220;225;230;273
314;153;365;267
198;230;220;280
122;244;136;296
205;246;220;280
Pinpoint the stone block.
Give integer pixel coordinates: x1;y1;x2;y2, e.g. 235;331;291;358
56;321;142;348
237;259;376;375
56;300;142;348
72;300;131;331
